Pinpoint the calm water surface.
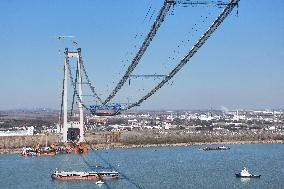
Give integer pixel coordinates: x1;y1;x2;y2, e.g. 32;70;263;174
0;144;283;189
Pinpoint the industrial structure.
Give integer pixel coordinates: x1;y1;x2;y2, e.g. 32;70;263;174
58;0;240;142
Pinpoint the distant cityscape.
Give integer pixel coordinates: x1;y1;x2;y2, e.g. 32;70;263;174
0;109;283;136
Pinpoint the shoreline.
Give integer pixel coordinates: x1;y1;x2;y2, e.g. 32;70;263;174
88;140;283;150
1;140;283;155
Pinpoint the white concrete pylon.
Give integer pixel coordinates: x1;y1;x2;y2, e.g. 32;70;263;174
77;48;84;142
62;49;68;142
62;48;85;143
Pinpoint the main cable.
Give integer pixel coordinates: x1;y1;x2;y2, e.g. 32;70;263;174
103;0;176;105
123;0;240;110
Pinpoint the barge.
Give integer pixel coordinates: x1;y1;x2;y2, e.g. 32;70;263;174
51;170;119;181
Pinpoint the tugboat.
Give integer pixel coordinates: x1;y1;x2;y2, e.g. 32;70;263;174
235;167;261;178
51;170;119;181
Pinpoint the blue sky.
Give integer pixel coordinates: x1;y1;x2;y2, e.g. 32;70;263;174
0;0;283;110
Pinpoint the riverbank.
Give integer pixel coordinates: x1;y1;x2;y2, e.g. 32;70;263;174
0;134;60;155
87;139;284;150
1;139;283;155
1;130;283;154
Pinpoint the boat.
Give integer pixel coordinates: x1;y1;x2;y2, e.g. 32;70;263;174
235;167;261;178
37;147;57;156
218;146;230;150
51;170;119;181
21;147;37;156
96;180;104;185
202;146;230;151
73;143;89;154
55;146;72;154
21;144;72;157
21;146;57;157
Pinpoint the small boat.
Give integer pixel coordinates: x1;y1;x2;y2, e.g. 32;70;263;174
202;146;230;151
37;147;57;156
37;151;56;156
21;147;37;156
55;146;72;154
235;167;261;178
96;180;104;185
51;170;119;181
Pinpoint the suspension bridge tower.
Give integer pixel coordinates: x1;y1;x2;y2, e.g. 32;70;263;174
61;48;84;142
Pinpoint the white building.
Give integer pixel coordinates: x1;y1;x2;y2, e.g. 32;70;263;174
0;126;34;136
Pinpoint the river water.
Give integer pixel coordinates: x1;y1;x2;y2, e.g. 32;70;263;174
0;144;283;189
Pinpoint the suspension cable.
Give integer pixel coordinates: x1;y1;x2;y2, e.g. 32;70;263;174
65;55;89;111
103;0;176;105
123;0;240;111
80;58;103;104
70;61;79;120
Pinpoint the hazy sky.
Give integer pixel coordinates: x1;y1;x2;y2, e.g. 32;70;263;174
0;0;283;110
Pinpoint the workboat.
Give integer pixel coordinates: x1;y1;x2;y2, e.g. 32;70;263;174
96;180;104;185
21;145;72;157
51;170;119;181
21;147;36;156
202;146;230;151
235;167;261;178
218;146;230;150
37;147;56;156
21;147;56;157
